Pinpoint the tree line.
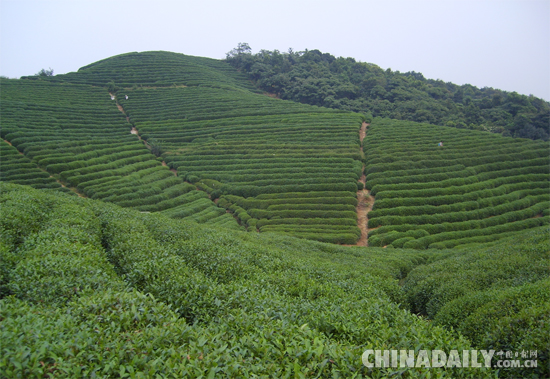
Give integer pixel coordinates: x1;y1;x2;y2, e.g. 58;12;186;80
226;43;549;141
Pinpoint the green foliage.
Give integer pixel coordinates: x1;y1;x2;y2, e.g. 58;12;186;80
147;138;163;157
226;45;549;141
1;183;505;378
365;118;549;248
402;227;550;377
35;67;54;77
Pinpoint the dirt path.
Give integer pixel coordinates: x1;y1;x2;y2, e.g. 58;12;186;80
359;121;368;141
355;122;372;246
3;139;22;152
111;93;131;124
111;92;177;178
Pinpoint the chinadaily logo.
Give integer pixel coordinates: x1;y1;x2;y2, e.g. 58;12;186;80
362;349;539;369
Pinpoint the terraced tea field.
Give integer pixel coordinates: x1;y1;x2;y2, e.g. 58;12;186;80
365;118;550;248
118;85;364;244
0;79;240;229
2;51;549;246
0;140;65;191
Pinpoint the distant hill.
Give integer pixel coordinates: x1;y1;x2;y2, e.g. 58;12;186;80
226;43;550;140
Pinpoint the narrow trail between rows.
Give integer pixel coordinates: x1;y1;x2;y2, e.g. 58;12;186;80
355;122;374;246
113;93;177;176
4;139;84;197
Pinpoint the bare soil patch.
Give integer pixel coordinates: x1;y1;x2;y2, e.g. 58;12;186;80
359;122;368;142
354;122;373;246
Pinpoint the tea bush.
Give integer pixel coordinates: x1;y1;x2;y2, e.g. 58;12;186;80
1;183;510;378
365;117;549;248
0;78;238;228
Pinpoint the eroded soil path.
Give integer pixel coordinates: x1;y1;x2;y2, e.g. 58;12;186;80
113;92;177;177
355;122;373;246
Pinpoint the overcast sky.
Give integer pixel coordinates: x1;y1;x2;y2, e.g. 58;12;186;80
1;0;549;100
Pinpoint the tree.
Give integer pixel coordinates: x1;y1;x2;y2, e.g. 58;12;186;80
226;42;252;58
226;43;254;71
36;67;54;76
224;45;550;141
107;81;119;94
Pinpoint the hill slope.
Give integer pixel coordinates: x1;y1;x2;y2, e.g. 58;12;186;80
0;78;240;229
365;118;549;248
2;183;548;377
226;45;550;140
1;50;549;246
4;51;366;243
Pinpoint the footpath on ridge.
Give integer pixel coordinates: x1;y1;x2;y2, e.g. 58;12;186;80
355;122;374;246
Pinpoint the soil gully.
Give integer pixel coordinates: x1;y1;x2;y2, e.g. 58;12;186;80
355;122;373;247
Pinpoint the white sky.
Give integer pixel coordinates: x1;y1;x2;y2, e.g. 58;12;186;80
1;0;549;100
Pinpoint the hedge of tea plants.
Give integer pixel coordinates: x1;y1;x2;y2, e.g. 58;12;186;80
365;118;549;248
402;226;550;378
1;183;504;378
0;141;67;192
116;81;365;243
0;78;239;229
25;51;258;92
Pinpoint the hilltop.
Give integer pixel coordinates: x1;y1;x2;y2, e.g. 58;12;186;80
226;43;550;141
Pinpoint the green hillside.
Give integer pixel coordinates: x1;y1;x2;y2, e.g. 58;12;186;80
0;78;240;229
365;118;549;249
226;45;550;141
1;183;548;378
4;51;367;243
5;50;547;246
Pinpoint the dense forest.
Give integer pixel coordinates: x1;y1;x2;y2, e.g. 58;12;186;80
226;43;550;141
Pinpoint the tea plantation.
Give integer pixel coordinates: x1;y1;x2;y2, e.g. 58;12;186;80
366;118;549;249
2;183;548;378
118;87;363;244
0;78;240;229
1;51;549;377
